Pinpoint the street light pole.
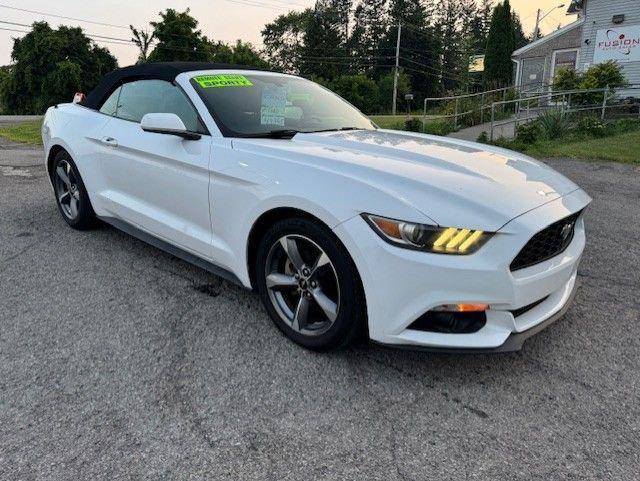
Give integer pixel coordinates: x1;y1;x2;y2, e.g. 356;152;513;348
534;4;565;40
392;23;402;116
533;9;541;40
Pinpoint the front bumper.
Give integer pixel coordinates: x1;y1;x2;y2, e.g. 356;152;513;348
333;188;591;352
372;277;578;353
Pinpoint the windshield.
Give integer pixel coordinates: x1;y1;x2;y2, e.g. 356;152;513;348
190;73;376;138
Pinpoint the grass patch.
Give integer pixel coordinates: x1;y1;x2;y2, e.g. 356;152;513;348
369;115;408;130
369;115;455;136
492;128;640;164
523;130;640;164
0;120;43;145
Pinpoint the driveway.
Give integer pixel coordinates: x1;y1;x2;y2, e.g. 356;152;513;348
1;139;639;480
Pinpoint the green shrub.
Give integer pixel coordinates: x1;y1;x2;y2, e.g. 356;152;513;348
423;120;455;136
605;118;640;135
582;61;627;90
330;74;380;114
553;61;628;106
477;131;489;143
404;117;423;132
576;114;606;138
516;120;541;143
538;110;569;140
553;67;580;91
456;96;482;127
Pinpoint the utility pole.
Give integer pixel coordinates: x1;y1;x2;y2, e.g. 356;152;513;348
392;23;402;116
534;4;565;40
533;9;541;40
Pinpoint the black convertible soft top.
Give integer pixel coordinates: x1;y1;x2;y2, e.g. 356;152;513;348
82;62;268;110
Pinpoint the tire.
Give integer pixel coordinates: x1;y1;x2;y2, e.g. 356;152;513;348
51;150;95;230
255;217;366;351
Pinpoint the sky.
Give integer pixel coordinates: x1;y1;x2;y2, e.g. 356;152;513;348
0;0;576;66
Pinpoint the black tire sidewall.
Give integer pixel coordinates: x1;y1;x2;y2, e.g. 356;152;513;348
52;151;94;229
255;217;365;351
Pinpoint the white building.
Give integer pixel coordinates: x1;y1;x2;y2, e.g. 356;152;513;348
512;0;640;89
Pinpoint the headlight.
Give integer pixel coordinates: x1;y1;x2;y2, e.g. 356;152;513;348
362;214;492;255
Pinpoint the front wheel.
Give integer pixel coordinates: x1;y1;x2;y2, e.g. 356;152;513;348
255;218;366;351
51;150;95;230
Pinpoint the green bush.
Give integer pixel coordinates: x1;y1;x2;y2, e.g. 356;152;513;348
516;121;541;143
582;61;627;89
538;110;569;140
605;118;640;135
424;120;455;136
477;131;489;143
576;114;606;138
377;72;411;113
553;67;580;91
330;74;380;114
404;117;423;132
553;61;628;106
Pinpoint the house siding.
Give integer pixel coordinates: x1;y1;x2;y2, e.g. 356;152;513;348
512;25;583;86
579;0;640;85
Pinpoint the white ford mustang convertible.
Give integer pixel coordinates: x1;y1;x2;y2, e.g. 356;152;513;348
42;62;591;352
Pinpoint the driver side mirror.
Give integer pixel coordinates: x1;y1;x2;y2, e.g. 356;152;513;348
141;113;201;140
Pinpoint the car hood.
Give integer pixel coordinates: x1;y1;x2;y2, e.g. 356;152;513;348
233;129;581;231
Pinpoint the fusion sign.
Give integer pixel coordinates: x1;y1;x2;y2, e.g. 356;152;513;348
594;25;640;64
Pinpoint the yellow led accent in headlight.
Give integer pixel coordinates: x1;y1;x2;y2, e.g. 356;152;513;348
446;229;471;250
433;227;458;248
459;230;484;252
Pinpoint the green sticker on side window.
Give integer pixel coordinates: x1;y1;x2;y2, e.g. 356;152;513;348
193;74;253;88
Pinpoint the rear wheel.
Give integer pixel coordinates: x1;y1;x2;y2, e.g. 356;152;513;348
255;217;366;351
52;150;95;230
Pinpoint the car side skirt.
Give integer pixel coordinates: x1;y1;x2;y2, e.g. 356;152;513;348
97;216;246;288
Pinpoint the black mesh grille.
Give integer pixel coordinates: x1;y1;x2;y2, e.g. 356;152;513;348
510;211;581;271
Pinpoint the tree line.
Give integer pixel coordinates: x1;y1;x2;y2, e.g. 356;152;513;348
0;1;528;115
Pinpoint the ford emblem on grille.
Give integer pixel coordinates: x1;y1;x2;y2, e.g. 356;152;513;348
560;222;573;241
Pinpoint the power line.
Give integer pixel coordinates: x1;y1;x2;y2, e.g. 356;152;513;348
0;25;28;34
0;20;135;44
0;3;130;29
401;56;482;85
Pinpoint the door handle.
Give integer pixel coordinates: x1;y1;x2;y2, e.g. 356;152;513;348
101;136;118;147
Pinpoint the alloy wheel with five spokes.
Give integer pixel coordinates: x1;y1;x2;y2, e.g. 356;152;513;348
51;151;95;230
265;234;340;337
54;159;81;220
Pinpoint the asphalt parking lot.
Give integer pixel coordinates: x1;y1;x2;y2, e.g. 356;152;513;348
1;137;639;480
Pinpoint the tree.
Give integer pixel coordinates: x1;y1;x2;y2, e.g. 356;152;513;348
484;0;516;87
0;22;117;114
331;0;352;44
377;71;411;112
380;0;441;99
262;10;312;73
512;12;529;49
130;27;155;63
330;74;380;113
348;0;388;75
299;1;348;80
147;9;209;62
208;40;269;68
435;0;465;91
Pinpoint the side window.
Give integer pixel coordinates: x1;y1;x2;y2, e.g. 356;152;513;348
115;79;204;133
99;86;121;116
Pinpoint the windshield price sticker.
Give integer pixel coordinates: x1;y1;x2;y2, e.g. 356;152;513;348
194;74;253;88
261;84;288;126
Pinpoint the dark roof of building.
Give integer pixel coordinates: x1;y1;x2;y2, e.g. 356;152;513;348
82;62;268;110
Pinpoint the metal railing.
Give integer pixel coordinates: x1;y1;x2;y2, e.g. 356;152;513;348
422;82;554;129
488;84;640;141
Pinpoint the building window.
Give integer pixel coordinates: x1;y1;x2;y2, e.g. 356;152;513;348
520;57;546;91
551;49;579;80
